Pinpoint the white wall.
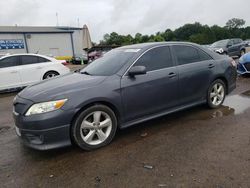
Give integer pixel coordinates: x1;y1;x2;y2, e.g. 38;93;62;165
0;31;85;57
72;30;84;55
26;33;73;56
0;34;27;54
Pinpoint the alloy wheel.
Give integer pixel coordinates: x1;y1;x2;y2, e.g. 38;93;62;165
80;111;112;145
210;83;225;106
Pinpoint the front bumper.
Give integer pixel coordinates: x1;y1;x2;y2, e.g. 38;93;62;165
15;124;71;150
13;96;76;150
237;63;250;75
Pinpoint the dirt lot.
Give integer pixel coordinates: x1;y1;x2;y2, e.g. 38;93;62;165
0;76;250;188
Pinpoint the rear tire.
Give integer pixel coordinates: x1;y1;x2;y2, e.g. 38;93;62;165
207;79;226;109
43;71;59;80
72;105;117;151
240;49;245;57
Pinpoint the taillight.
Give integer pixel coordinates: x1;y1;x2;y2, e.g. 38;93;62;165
61;61;69;66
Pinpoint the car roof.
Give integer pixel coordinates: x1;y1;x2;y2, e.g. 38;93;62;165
118;41;225;60
118;41;202;51
0;53;55;60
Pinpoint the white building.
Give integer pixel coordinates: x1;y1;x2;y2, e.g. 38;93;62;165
0;25;92;58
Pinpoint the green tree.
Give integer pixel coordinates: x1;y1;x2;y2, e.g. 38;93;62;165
226;18;246;29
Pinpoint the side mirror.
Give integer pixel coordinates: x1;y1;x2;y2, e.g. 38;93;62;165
128;66;146;77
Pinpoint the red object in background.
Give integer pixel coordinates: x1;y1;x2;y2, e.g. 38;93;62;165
61;61;69;66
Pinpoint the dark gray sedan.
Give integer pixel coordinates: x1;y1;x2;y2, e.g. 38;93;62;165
13;42;237;150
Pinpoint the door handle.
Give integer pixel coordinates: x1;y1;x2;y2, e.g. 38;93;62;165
10;71;18;73
208;64;215;68
168;72;177;78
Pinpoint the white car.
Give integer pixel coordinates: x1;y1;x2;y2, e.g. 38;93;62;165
0;54;70;91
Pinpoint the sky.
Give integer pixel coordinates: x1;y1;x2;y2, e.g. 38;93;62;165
0;0;250;42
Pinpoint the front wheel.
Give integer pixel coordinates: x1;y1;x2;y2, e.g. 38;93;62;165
207;79;226;109
72;105;117;150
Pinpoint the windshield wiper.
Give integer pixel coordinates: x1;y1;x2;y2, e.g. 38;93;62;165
81;71;92;75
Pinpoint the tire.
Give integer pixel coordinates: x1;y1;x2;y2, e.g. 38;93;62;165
43;71;59;80
207;79;226;109
240;49;245;57
72;105;117;151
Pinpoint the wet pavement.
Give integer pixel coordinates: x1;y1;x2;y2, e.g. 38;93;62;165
1;77;250;188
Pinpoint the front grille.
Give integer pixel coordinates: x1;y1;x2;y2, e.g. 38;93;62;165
244;63;250;71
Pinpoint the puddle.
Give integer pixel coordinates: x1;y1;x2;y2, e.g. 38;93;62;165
173;90;250;121
224;90;250;115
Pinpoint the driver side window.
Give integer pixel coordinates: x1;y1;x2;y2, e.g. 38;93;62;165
134;46;173;72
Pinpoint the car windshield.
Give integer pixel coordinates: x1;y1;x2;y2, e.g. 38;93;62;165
211;40;229;48
81;49;139;76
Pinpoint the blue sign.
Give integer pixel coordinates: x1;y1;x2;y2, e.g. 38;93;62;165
0;39;25;50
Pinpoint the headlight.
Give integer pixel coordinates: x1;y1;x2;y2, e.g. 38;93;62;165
216;48;224;54
25;99;68;116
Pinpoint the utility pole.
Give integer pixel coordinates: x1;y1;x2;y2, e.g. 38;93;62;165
56;12;59;26
77;18;80;28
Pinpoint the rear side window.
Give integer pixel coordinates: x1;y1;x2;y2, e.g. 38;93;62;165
20;56;50;65
173;45;211;65
197;49;212;61
233;39;242;44
0;56;19;68
21;56;39;65
38;57;50;63
134;46;173;71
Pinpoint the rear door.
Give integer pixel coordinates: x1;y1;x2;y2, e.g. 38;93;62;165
19;55;51;85
121;46;179;122
0;56;22;90
229;39;241;56
172;45;214;105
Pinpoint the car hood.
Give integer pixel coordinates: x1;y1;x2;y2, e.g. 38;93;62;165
239;53;250;64
18;73;107;102
209;47;225;51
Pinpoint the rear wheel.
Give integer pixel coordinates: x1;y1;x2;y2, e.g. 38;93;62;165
43;71;59;80
72;105;117;150
240;49;245;57
207;79;226;109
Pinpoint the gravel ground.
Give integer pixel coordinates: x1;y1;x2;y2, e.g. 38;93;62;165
0;76;250;188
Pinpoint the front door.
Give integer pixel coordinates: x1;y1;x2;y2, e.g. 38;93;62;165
0;56;22;90
121;46;179;122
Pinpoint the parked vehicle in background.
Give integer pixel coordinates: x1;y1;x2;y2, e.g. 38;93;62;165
209;38;246;57
13;42;237;151
238;52;250;75
202;44;211;48
72;52;88;64
244;40;250;46
88;51;103;62
244;40;250;53
0;54;70;91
